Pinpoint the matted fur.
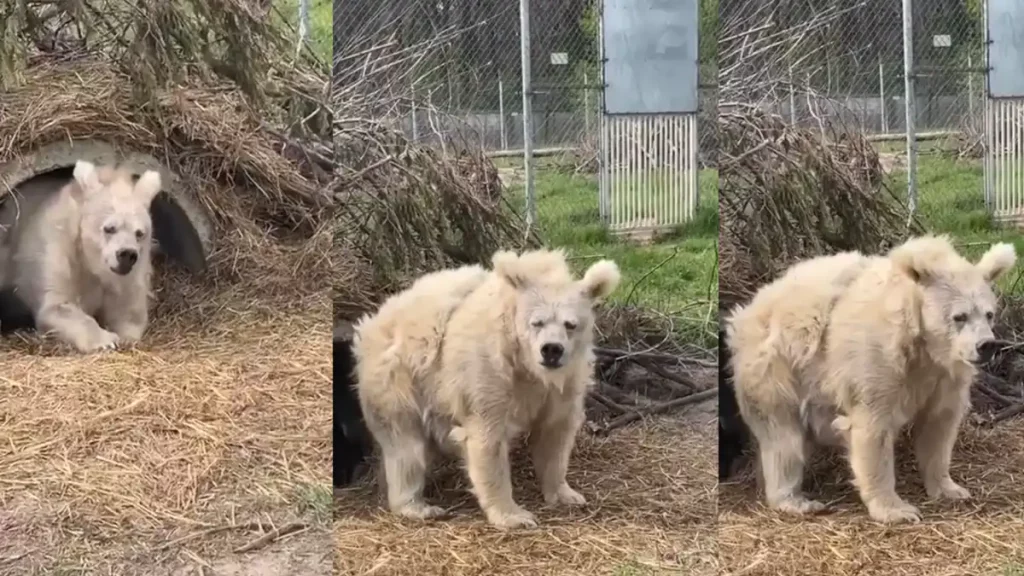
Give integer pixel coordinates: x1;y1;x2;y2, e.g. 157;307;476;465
725;235;1016;524
0;160;161;352
352;248;621;529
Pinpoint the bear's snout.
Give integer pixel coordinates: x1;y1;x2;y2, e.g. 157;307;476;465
540;343;564;368
975;339;1000;364
114;248;139;275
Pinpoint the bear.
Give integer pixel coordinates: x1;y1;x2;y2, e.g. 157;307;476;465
724;235;1016;524
718;327;750;480
352;248;621;529
334;323;372;487
0;160;161;353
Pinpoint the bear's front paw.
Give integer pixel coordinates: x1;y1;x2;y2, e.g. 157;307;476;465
544;484;587;507
111;323;145;345
81;329;120;353
926;479;971;501
867;497;921;524
485;505;538;530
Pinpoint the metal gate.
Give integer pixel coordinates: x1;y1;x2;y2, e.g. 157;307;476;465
599;0;700;235
985;0;1024;224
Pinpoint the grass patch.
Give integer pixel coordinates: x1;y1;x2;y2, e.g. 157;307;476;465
273;0;332;63
883;151;1024;295
501;160;718;345
295;482;334;525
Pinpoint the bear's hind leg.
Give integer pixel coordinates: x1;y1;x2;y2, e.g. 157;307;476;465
734;355;826;515
376;428;446;520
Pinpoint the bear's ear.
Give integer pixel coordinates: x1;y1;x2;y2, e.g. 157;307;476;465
578;259;621;302
888;234;956;283
71;160;101;199
492;250;526;289
133;170;162;205
976;242;1017;283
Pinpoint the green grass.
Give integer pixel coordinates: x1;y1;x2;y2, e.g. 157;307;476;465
501;160;718;345
273;0;332;63
294;482;333;525
883;150;1024;296
611;561;673;576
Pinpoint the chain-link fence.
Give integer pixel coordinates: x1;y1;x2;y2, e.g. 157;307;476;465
335;0;716;318
333;0;713;201
721;0;986;226
333;0;591;152
721;0;984;137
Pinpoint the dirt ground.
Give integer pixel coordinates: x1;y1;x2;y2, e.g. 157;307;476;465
719;418;1024;576
335;400;718;576
0;278;332;575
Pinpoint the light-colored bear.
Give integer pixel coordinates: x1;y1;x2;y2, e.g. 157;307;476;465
1;160;161;353
726;235;1016;524
353;248;621;529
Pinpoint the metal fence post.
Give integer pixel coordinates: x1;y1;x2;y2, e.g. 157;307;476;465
411;81;419;143
498;77;508;150
902;0;918;226
519;0;536;230
879;54;887;133
297;0;309;58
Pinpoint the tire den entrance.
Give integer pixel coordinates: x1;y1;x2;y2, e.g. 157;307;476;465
0;141;212;333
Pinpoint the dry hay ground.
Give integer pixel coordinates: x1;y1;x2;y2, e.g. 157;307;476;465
335;402;718;576
0;248;333;575
719;419;1024;576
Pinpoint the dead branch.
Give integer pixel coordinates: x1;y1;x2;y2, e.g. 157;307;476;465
595;388;718;435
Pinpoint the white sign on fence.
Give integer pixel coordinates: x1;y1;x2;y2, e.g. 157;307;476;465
550;52;569;65
932;34;952;48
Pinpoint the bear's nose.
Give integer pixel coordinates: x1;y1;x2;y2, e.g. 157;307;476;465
540;343;564;366
976;340;1001;363
116;249;138;269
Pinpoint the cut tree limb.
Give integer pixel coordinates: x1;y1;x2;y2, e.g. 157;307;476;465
595;388;717;435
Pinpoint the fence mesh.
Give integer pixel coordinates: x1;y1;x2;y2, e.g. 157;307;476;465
335;0;716;316
720;0;984;138
333;0;594;152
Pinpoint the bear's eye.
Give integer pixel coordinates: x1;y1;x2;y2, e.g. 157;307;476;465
135;229;145;240
530;319;544;328
986;311;995;321
564;321;577;331
103;225;116;235
953;313;968;323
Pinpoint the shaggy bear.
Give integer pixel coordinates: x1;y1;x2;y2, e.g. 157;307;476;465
353;249;621;529
334;325;371;487
718;327;749;480
725;235;1015;523
0;160;161;352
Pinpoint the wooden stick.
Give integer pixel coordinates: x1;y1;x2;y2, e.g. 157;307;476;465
593;347;717;369
155;521;268;552
637;359;696;392
588;391;632;414
596;388;717;435
987;402;1024;426
233;522;307;554
975;381;1018;407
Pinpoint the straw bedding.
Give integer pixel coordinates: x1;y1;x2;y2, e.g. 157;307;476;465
335;407;718;576
719;420;1024;576
0;257;332;574
0;38;334;576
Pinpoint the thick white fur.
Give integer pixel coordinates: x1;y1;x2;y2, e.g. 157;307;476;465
726;235;1016;524
353;249;620;529
2;160;161;352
